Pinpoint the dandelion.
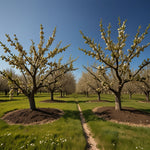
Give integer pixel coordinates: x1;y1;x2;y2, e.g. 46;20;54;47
64;139;67;142
7;133;11;136
139;146;143;150
20;145;25;149
30;143;35;146
39;140;43;144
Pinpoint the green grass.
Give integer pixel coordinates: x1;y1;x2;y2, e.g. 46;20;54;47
0;93;86;150
79;93;150;150
0;92;150;150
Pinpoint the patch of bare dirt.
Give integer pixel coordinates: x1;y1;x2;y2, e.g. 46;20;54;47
93;107;150;127
2;108;64;125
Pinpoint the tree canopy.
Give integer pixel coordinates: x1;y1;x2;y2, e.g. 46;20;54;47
79;18;150;110
0;25;75;110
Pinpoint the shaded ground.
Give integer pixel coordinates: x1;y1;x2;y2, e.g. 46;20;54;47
41;99;113;103
93;107;150;127
2;108;64;125
87;100;113;103
0;100;10;103
41;99;72;103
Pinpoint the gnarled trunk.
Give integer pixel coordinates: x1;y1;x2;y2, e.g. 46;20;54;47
115;92;122;111
144;91;150;101
97;92;101;101
51;91;54;101
28;93;36;110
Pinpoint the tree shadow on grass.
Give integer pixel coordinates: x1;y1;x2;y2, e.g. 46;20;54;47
138;108;150;114
40;99;89;104
0;100;10;103
133;97;145;101
40;99;114;104
0;99;24;103
62;110;81;120
82;109;105;122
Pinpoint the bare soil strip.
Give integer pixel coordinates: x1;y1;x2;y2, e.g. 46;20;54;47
77;104;99;150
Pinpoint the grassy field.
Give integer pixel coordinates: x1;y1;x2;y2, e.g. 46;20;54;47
0;92;150;150
0;93;86;150
79;94;150;150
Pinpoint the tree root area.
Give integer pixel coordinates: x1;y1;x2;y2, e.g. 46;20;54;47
2;108;64;125
93;107;150;127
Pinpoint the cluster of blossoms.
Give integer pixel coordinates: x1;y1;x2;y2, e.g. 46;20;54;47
79;18;150;110
0;24;76;110
80;18;150;86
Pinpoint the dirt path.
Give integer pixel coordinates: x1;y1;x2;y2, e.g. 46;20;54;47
77;104;99;150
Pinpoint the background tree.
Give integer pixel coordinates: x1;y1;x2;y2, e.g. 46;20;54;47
44;58;70;101
0;25;75;110
62;72;76;95
83;67;106;101
123;81;138;99
76;72;91;97
0;69;18;96
58;72;76;97
45;70;62;101
135;67;150;101
79;18;150;110
0;75;9;95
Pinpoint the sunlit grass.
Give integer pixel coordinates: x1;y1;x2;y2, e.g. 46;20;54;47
79;93;150;150
0;93;86;150
0;92;150;149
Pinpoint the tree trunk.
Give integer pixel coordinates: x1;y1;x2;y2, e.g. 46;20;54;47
17;89;19;96
51;91;54;101
129;92;132;100
145;91;150;101
60;90;63;98
5;90;8;96
98;92;101;101
65;91;68;96
28;93;36;110
115;92;122;111
63;92;65;97
86;91;89;97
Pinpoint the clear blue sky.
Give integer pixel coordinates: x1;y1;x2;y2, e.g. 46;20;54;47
0;0;150;81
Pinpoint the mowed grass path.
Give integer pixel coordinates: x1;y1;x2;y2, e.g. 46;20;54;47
0;93;150;150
